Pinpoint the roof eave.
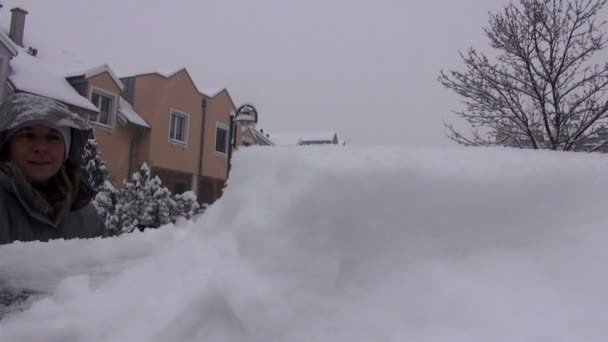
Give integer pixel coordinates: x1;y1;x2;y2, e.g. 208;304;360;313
0;32;18;57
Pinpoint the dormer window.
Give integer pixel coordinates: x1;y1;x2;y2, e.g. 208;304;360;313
90;88;116;127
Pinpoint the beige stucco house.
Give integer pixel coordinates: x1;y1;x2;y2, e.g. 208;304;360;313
0;6;248;205
118;69;242;204
65;66;248;204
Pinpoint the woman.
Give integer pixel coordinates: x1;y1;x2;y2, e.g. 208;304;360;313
0;93;106;244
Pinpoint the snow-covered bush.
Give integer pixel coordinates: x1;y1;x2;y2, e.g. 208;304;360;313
94;163;204;235
93;181;121;234
171;191;201;222
81;136;110;193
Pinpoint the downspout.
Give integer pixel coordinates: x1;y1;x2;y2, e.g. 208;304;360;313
128;127;144;177
197;98;207;198
124;77;140;177
226;114;235;178
128;131;136;176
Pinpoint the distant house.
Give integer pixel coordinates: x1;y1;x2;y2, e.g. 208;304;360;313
0;6;249;205
269;131;340;146
240;127;274;146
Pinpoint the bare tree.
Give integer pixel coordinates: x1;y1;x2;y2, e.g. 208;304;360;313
439;0;608;151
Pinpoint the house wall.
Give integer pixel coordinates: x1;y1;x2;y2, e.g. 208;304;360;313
131;70;203;176
202;90;235;180
86;72;133;184
239;127;255;146
152;166;193;194
0;43;13;101
198;177;225;205
0;43;12;60
130;74;161;168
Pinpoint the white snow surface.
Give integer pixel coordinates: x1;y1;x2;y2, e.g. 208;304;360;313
1;146;608;341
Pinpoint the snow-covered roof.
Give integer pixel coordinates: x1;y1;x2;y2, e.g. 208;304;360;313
270;131;338;146
66;64;125;92
0;6;98;112
117;97;150;128
121;68;227;98
8;53;99;112
118;66;184;79
0;30;18;57
200;88;224;98
249;128;275;146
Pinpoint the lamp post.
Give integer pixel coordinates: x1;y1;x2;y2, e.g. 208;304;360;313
227;104;258;177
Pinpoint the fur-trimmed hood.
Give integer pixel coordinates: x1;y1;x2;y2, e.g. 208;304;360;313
0;93;92;165
0;93;97;225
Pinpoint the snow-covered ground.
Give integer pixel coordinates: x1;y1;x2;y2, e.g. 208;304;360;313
1;145;608;341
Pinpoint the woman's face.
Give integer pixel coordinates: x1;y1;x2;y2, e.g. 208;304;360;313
8;125;65;183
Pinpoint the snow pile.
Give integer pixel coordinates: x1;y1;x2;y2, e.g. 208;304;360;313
1;146;608;341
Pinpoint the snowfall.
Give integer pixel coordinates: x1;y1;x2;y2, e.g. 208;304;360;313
1;145;608;342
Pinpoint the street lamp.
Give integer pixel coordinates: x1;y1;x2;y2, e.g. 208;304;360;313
227;104;258;177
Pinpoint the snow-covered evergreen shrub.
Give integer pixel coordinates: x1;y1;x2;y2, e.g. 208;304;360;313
171;191;201;222
93;181;121;235
94;163;203;235
81;136;110;193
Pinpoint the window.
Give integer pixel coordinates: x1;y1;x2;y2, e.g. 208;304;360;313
216;124;229;154
90;90;115;126
169;110;189;144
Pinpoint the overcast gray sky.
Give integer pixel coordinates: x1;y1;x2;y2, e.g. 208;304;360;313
6;0;606;146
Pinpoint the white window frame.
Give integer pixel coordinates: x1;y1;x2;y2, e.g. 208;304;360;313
169;109;190;145
89;87;117;129
215;122;230;156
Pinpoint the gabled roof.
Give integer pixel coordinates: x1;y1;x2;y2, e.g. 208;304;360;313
66;64;125;92
117;97;149;128
203;88;237;116
200;88;224;98
122;67;228;99
119;66;184;79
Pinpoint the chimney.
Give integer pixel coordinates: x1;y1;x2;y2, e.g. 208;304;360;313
9;7;28;47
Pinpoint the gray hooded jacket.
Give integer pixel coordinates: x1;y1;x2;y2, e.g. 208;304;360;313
0;93;106;245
